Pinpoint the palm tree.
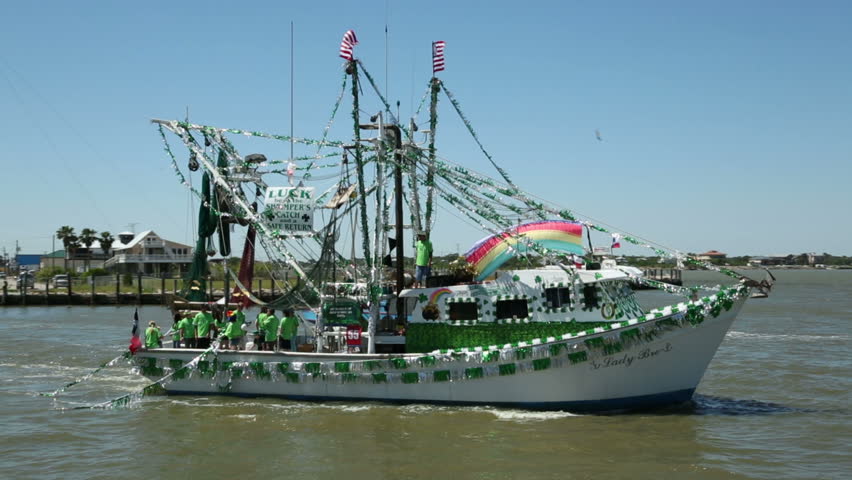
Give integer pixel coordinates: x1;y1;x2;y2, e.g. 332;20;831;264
80;228;98;272
56;226;75;272
99;231;115;258
66;235;80;273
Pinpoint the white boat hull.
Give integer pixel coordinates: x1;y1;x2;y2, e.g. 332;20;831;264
136;293;746;412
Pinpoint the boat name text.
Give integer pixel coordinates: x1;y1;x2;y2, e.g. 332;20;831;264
590;343;673;370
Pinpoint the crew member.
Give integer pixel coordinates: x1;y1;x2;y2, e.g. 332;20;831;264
255;307;268;350
414;231;433;288
145;321;163;349
262;309;280;351
177;313;195;348
279;309;299;351
193;305;215;349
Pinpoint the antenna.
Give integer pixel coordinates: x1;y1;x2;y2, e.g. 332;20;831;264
385;1;389;118
290;21;294;163
126;223;138;233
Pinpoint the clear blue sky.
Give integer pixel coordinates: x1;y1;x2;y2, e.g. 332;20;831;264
1;0;850;260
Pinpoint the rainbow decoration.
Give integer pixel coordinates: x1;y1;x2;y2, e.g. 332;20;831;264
465;220;585;280
429;288;453;305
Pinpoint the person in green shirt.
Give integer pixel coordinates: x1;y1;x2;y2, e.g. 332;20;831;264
166;313;182;348
278;309;299;351
193;305;215;349
414;232;433;288
255;307;268;350
221;313;242;351
145;321;162;349
262;309;280;351
177;314;195;348
231;305;246;350
213;310;228;339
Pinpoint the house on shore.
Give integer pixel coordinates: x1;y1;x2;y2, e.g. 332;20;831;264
104;230;193;275
41;230;193;276
696;250;727;261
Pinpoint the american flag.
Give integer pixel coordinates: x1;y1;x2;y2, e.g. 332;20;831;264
339;30;358;61
432;41;445;73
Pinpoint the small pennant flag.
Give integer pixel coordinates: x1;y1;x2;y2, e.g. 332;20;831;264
432;41;445;73
339;30;358;61
611;233;622;249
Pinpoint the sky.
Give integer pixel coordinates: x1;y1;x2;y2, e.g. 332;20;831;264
1;0;850;261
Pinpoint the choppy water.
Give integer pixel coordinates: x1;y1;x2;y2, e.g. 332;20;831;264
1;270;849;479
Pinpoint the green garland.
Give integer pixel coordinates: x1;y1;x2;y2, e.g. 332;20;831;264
92;279;749;410
405;320;611;353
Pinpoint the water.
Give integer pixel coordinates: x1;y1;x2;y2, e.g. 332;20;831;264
1;270;849;479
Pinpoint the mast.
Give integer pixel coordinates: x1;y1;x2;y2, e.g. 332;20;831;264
391;125;405;322
425;76;440;232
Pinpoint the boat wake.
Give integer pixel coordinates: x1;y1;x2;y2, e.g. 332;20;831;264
658;394;808;416
482;408;581;421
726;331;848;342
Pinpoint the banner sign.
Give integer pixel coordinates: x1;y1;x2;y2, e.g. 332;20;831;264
264;186;315;233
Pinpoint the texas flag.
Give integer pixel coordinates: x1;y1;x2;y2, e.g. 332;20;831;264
611;233;622;249
128;309;142;354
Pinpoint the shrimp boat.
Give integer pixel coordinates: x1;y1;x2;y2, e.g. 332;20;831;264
135;33;762;412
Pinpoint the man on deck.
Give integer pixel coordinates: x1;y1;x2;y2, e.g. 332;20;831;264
193;305;215;349
145;321;162;349
414;231;433;288
255;307;268;350
262;309;280;351
177;313;195;348
279;309;299;351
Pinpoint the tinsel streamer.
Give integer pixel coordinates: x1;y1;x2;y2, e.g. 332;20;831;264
407;152;424;234
70;343;221;410
348;61;373;269
356;60;398;125
298;71;349;183
440;82;516;188
40;352;129;398
135;291;743;388
176;121;343;148
425;77;441;231
414;80;433;118
163;120;323;297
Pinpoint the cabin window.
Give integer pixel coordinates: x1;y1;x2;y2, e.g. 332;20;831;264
582;285;599;309
544;287;572;309
495;299;529;319
448;302;478;321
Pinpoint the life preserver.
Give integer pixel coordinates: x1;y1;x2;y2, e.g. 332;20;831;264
601;303;616;320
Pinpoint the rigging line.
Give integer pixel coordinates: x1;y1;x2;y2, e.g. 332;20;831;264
430;159;688;278
434;152;680;256
0;58;202;232
427;150;684;256
0;61;115;229
166;122;322;296
356;60;399;125
439;81;516;188
408;158;511;227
